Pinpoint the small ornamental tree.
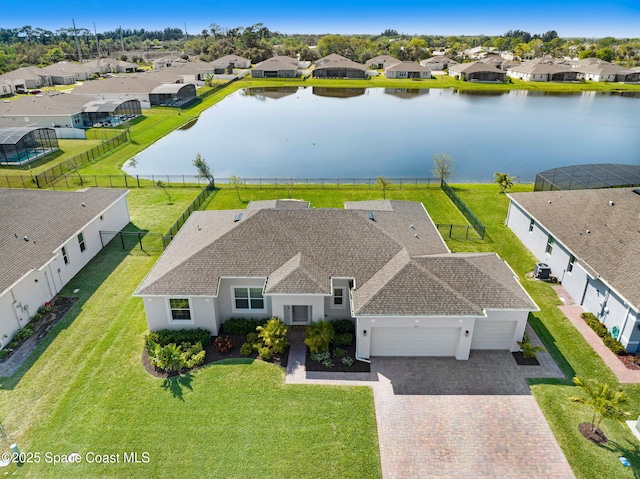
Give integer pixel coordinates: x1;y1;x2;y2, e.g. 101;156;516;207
494;172;515;194
432;153;455;182
256;318;289;354
570;376;630;437
193;153;215;188
517;333;546;359
375;176;392;199
229;175;242;201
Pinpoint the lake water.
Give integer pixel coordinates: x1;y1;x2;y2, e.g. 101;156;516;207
124;87;640;182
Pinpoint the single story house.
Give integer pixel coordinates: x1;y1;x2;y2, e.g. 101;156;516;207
251;56;300;78
83;58;138;75
420;56;459;71
1;80;14;98
506;188;640;352
153;56;188;69
0;66;50;90
507;63;579;82
448;62;506;82
0;127;59;165
211;55;252;74
0;188;130;350
478;54;519;71
135;200;537;360
366;55;401;69
312;56;367;79
41;61;93;84
577;63;640;82
385;61;432;79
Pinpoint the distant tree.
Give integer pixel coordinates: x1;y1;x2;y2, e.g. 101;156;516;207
494;172;515;193
376;176;392;199
595;47;614;63
381;29;399;37
229;175;242;201
193;153;214;188
432;153;455;182
570;376;630;438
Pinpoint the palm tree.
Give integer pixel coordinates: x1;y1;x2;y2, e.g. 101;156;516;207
570;376;630;434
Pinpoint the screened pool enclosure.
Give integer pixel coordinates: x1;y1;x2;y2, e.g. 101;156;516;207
0;127;59;165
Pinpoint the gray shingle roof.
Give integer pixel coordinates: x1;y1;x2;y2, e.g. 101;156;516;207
508;188;640;310
136;201;535;316
0;93;89;116
247;199;310;210
0;188;128;295
385;62;431;73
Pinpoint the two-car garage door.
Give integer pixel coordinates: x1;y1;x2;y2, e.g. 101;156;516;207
370;327;460;356
369;320;518;357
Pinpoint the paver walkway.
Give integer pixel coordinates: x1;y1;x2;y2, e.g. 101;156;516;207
286;327;574;479
552;284;640;383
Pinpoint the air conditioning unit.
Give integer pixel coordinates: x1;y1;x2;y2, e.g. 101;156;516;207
534;262;551;280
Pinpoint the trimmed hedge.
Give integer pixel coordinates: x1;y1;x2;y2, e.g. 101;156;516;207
332;319;355;334
222;318;268;335
580;312;625;355
147;328;212;347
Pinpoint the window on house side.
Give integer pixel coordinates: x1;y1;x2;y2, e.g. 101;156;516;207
529;219;534;232
77;232;86;252
332;287;345;308
62;246;69;265
567;255;575;273
169;298;191;320
545;236;555;255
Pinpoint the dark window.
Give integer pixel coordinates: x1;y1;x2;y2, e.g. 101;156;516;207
77;232;86;252
169;298;191;320
61;246;69;265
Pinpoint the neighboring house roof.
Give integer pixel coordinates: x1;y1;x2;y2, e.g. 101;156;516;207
211;55;251;66
507;63;574;75
72;76;165;95
385;61;431;73
41;61;89;76
577;63;635;76
316;53;351;66
314;59;366;71
421;56;457;65
135;200;536;316
366;55;401;66
0;93;89;116
508;188;640;310
247;199;310;210
0;66;47;83
449;62;504;74
0;188;128;296
253;56;299;71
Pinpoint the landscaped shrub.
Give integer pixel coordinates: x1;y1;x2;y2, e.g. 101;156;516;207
333;333;353;347
0;350;10;359
145;340;205;373
517;333;546;359
332;319;355;334
341;356;354;367
310;351;330;362
332;348;346;358
305;320;334;353
258;346;273;360
13;324;34;342
213;335;234;353
148;328;211;347
222;318;267;335
257;318;289;354
581;312;627;355
240;342;254;356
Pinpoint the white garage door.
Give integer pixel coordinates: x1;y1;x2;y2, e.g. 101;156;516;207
370;327;460;356
471;321;517;350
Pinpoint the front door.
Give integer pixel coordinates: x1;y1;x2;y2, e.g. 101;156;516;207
292;305;310;324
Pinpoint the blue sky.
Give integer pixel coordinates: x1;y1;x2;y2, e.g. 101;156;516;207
3;0;639;38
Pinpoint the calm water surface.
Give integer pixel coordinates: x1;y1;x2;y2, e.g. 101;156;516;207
125;87;640;182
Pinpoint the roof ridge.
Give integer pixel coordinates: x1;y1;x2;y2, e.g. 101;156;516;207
355;249;411;313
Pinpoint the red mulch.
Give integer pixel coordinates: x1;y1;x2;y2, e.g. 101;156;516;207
617;354;640;370
578;423;608;444
305;342;370;373
512;351;540;366
141;334;288;378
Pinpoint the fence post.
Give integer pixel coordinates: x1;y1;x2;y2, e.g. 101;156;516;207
138;232;143;251
449;224;453;238
21;176;26;188
124;175;128;188
120;232;125;249
5;176;10;188
35;175;40;188
64;175;69;188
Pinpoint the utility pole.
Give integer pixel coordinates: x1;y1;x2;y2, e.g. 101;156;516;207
72;19;83;62
184;23;188;41
93;23;100;58
120;25;125;54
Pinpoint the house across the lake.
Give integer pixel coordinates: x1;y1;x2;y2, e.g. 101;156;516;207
135;200;537;360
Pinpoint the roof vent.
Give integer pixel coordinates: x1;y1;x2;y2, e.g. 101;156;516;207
23;235;29;241
367;211;376;222
234;213;243;222
586;229;590;234
410;224;415;229
609;200;615;206
633;188;640;196
81;202;85;207
547;200;552;204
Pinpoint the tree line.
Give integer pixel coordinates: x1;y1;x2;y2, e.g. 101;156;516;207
1;24;639;75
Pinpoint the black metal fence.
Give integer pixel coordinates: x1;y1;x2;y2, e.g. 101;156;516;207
100;230;165;252
435;224;481;240
440;180;486;239
162;186;216;248
218;177;441;189
34;131;129;188
196;78;239;100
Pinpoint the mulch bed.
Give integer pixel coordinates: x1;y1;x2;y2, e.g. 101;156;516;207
142;334;289;378
578;422;608;444
305;343;370;373
512;351;540;366
617;353;640;370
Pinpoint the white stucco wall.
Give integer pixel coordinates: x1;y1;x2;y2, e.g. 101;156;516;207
271;295;326;324
0;193;130;347
142;296;219;334
217;278;271;321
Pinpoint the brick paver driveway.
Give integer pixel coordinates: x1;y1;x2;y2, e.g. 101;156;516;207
371;351;574;479
286;327;574;478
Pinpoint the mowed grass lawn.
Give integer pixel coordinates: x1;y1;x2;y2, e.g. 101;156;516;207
0;187;380;479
